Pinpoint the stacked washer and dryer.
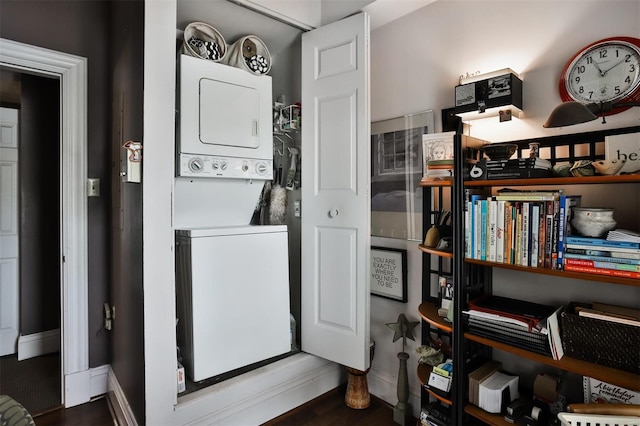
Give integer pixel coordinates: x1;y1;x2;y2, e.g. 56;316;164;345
175;54;291;382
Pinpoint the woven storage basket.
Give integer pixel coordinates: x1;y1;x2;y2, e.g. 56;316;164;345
561;302;640;373
182;22;227;62
223;35;272;75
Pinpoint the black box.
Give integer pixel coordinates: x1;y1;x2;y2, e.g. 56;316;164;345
455;72;523;117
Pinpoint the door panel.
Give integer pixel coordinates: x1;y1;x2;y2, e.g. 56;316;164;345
0;107;19;356
301;13;370;371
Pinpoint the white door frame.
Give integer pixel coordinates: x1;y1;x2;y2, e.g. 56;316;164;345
0;38;89;407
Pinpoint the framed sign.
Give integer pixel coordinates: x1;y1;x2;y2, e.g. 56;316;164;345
605;132;640;174
370;246;408;302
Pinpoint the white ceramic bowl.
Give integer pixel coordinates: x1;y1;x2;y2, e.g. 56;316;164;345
570;207;616;238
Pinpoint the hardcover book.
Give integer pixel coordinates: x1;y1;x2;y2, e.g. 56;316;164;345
565;236;640;249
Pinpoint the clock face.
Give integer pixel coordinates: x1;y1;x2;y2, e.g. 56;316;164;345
560;37;640;105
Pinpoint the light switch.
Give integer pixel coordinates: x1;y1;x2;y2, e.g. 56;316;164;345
87;178;100;197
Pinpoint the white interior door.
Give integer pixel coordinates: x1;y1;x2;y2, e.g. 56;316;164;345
301;12;371;371
0;107;19;356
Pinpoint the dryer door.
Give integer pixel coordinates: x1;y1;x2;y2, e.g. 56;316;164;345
200;78;259;149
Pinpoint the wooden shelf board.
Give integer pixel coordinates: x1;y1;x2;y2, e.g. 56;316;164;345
464;258;640;287
419;178;453;187
465;174;640;187
417;364;453;406
418;301;453;333
419;244;454;258
464;332;640;391
464;404;511;426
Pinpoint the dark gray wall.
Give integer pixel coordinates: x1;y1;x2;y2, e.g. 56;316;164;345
0;0;112;367
19;74;60;335
109;0;145;423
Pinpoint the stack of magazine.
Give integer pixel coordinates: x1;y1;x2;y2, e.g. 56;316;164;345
465;295;562;358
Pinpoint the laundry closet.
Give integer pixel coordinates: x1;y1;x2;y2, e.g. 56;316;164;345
173;1;305;392
171;0;372;404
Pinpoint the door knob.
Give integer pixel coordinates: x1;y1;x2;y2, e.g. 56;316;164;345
328;209;339;218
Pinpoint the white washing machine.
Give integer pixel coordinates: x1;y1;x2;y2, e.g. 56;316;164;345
175;225;291;381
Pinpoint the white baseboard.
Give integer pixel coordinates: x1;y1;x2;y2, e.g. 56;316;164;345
17;329;60;361
90;364;110;398
368;367;421;418
171;353;344;425
107;366;139;426
109;353;344;426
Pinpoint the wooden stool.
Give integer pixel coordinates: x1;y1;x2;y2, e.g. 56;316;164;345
345;341;375;409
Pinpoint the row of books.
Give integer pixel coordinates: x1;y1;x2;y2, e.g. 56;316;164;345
424;159;454;180
464;189;580;270
563;235;640;279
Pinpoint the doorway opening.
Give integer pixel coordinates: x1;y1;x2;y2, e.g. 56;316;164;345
0;67;62;416
0;37;89;410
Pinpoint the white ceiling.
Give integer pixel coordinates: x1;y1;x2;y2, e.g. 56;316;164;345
362;0;437;30
177;0;437;56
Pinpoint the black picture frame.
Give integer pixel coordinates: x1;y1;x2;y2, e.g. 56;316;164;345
370;246;408;302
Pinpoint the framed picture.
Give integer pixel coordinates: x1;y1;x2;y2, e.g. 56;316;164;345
422;131;455;179
438;275;454;310
371;110;435;241
370;246;408;302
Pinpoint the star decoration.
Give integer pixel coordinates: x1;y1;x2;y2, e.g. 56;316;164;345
386;313;419;344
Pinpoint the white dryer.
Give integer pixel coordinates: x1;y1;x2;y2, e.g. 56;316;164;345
175;54;273;228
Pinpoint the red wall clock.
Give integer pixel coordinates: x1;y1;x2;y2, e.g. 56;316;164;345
559;36;640;115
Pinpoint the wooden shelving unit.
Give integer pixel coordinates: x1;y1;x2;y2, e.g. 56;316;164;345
417;126;640;425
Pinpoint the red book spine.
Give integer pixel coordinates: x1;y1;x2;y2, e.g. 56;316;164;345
563;264;640;279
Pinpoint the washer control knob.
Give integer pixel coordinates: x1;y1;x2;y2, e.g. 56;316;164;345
242;163;249;172
256;162;268;175
189;158;204;173
211;161;219;170
220;161;228;171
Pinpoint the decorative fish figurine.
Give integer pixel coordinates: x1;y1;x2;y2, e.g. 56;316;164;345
591;159;626;175
570;160;595;177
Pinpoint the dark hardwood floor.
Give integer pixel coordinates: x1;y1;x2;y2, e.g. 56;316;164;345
34;397;114;426
262;387;404;426
34;387;408;425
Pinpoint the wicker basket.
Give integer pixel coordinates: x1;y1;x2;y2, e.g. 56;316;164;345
561;302;640;374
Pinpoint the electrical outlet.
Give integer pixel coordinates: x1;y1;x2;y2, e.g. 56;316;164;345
294;200;301;218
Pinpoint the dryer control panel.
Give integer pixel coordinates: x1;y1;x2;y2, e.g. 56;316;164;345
178;153;273;180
